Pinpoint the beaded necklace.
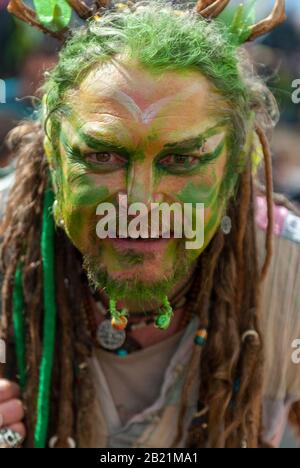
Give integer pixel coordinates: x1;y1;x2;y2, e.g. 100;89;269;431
81;277;196;356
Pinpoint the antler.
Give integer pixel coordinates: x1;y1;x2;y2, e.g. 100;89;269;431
94;0;110;8
7;0;66;40
247;0;286;41
66;0;93;19
195;0;230;19
7;0;111;41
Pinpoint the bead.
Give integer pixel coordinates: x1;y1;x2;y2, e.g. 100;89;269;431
241;329;260;344
49;436;76;448
196;329;208;339
111;315;128;330
241;439;248;449
78;362;88;371
194;336;206;346
195;328;208;345
155;313;171;330
116;348;129;357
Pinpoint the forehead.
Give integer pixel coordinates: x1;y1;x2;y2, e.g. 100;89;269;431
65;56;229;147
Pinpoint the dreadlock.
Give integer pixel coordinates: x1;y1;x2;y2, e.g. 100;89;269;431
0;123;96;447
0;0;296;449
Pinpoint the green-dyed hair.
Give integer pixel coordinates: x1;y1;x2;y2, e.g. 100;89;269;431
1;0;286;449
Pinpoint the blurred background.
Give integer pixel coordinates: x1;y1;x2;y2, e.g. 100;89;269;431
0;0;299;447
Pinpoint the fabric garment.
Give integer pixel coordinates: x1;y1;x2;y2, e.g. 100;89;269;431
85;199;300;448
87;316;200;448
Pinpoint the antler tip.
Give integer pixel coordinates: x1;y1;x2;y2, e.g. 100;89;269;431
248;0;287;42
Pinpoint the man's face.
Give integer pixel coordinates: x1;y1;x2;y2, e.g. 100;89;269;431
48;57;233;299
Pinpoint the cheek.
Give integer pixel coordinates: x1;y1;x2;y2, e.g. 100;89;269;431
168;161;227;260
57;165;126;251
65;207;93;252
157;154;227;201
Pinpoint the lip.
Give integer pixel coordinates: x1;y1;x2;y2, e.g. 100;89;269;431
109;237;171;253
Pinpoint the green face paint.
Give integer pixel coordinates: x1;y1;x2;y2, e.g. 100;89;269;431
176;174;224;259
48;128;113;252
177;179;219;206
42;42;251;306
67;175;109;207
173;135;228;257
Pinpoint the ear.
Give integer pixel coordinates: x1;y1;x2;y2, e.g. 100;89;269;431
44;138;59;196
251;130;264;175
243;112;263;174
42;95;60;195
44;134;55;166
42;94;58;165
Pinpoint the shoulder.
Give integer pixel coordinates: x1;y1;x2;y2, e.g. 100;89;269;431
256;196;300;404
256;195;300;246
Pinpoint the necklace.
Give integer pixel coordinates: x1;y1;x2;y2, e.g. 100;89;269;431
82;282;194;355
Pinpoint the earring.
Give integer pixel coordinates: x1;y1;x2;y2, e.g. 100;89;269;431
53;200;65;228
220;215;232;235
58;218;65;228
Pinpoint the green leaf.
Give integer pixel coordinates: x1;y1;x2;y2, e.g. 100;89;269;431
33;0;72;32
229;4;246;36
218;0;260;46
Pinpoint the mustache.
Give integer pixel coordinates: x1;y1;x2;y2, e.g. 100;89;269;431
98;211;177;239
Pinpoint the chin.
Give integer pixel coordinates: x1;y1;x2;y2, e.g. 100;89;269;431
83;238;192;299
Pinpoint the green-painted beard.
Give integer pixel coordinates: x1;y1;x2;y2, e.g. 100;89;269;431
82;239;195;304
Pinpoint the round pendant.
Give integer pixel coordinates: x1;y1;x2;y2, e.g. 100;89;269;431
96;319;126;350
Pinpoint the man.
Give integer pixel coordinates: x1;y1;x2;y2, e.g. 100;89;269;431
0;0;300;448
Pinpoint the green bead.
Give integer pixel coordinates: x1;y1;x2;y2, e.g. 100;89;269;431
195;336;206;346
116;348;128;357
155;314;171;330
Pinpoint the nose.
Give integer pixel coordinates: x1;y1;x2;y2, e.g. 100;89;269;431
127;160;162;206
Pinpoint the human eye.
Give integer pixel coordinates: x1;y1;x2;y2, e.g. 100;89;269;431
157;154;201;174
85;151;128;171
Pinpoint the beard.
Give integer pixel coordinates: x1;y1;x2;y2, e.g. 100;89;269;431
82;239;195;304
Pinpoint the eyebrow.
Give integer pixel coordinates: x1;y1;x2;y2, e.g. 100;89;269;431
77;122;226;155
161;135;206;153
78;131;131;157
162;123;226;151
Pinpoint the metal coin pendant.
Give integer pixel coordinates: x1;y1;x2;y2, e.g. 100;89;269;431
96;319;126;350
